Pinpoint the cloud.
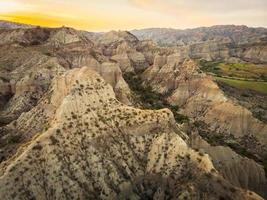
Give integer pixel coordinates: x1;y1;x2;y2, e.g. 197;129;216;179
129;0;154;7
129;0;267;14
0;0;34;13
127;0;267;28
0;0;266;30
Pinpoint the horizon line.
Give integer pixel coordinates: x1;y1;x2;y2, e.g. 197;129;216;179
1;19;267;33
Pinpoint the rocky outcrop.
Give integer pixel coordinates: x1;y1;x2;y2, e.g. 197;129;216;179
131;25;267;47
0;20;34;29
97;30;138;47
0;23;266;199
131;25;267;64
54;44;132;104
111;53;134;72
87;61;132;104
0;27;131;123
0;27;133;163
0;26;93;47
0;67;261;200
0;45;65;125
142;58;267;151
189;132;267;198
96;31;149;72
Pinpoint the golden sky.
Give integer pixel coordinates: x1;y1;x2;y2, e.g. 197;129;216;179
0;0;266;31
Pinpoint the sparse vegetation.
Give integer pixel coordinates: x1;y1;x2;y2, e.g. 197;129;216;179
193;120;261;162
50;135;59;145
124;72;189;123
261;156;267;177
7;134;22;144
43;122;51;131
32;144;43;150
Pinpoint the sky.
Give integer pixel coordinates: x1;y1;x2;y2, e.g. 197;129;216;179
0;0;266;31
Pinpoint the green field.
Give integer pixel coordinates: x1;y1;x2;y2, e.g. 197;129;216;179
215;77;267;94
198;60;267;80
198;60;267;94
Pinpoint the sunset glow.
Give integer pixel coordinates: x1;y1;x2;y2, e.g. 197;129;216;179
0;0;266;31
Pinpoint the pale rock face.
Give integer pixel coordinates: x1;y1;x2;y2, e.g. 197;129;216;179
0;27;93;125
142;55;173;94
115;41;135;54
142;58;267;144
0;29;26;45
69;53;101;69
153;54;167;68
142;57;197;94
168;76;225;106
190;133;267;198
187;41;231;61
97;31;138;47
111;53;134;73
128;51;148;71
0;47;65;124
96;30;150;72
0;42;132;164
202;102;267;141
70;55;132;104
1;67;259;200
47;29;81;45
175;41;267;63
95;62;132;105
75;60;132;105
167;53;187;65
52;47;132;104
242;45;267;63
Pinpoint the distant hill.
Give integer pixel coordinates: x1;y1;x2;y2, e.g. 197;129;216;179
131;25;267;46
0;20;35;29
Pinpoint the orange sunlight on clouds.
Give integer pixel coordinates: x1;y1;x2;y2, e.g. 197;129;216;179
0;0;266;31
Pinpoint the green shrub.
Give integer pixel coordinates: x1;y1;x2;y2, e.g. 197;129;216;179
174;113;189;123
32;144;43;151
50;135;59;145
262;157;267;177
123;72;190;124
193;121;206;128
7;135;22;144
241;93;250;97
43;123;50;131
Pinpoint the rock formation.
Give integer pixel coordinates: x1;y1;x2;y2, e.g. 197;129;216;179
0;22;266;199
0;67;262;200
131;25;267;63
142;58;267;155
189;132;267;197
0;20;34;29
